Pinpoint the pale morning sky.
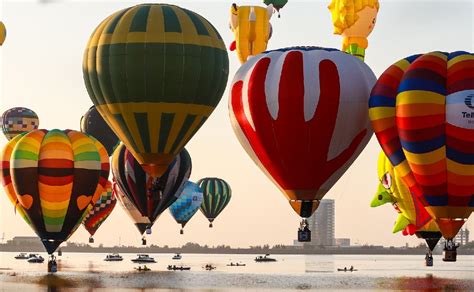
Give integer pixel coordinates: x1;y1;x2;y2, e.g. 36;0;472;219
0;0;472;248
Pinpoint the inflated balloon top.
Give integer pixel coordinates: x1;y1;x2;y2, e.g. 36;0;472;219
229;3;274;64
328;0;380;61
0;129;110;254
0;21;6;45
264;0;288;16
1;107;40;140
80;106;119;157
83;3;229;178
369;51;474;241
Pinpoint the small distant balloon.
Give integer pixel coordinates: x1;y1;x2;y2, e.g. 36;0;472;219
1;107;39;140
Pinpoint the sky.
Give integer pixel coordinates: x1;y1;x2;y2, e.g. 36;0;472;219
0;0;473;248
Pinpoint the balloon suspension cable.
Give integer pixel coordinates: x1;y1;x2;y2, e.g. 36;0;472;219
299;218;308;230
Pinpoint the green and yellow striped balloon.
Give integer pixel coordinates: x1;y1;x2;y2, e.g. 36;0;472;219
83;4;229;178
6;129;109;254
198;177;231;227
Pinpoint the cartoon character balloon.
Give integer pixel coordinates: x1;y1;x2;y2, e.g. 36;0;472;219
1;107;39;140
229;3;274;64
82;181;117;243
371;151;441;251
198;177;232;228
1;129;109;254
0;21;6;46
169;181;203;234
328;0;380;61
80;106;119;157
230;47;375;239
83;3;229;178
369;51;474;261
112;143;191;244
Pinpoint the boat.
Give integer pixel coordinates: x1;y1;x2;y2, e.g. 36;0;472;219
172;253;182;260
204;264;216;271
337;267;357;272
254;254;277;262
134;265;151;272
131;254;156;263
167;265;191;271
226;262;246;267
14;253;30;259
27;254;45;263
104;253;123;261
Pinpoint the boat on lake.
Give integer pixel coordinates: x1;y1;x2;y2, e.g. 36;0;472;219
255;254;277;262
131;254;156;263
104;253;123;261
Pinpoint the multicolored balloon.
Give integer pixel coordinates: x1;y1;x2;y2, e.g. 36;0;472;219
369;51;474;243
83;3;229;178
229;3;274;64
371;151;441;251
80;106;119;156
169;181;203;234
328;0;380;61
112;143;191;238
2;129;109;254
229;47;375;232
0;21;6;46
198;177;231;228
82;181;117;243
1;107;39;140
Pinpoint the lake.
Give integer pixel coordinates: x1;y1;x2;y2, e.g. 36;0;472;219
0;252;472;290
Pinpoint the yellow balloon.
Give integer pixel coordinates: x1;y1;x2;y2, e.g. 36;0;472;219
0;22;6;46
229;4;274;64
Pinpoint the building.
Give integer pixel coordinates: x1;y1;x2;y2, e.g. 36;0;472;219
306;199;335;246
336;238;350;247
6;236;42;247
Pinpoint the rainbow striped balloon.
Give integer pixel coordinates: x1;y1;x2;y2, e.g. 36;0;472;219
369;51;474;240
6;129;109;254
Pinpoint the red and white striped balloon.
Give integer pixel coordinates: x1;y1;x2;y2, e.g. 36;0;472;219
229;47;376;218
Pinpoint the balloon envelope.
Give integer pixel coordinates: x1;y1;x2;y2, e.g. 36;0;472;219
0;21;5;45
169;181;203;229
112;143;191;235
83;3;229;177
369;51;474;240
198;177;231;226
81;106;119;156
1;107;39;140
230;46;375;218
83;180;117;237
5;129;109;254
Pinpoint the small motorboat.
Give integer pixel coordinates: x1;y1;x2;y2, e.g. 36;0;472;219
14;253;29;259
337;267;357;272
255;254;277;262
104;253;123;261
27;254;45;263
131;254;156;263
167;265;191;271
226;262;246;267
134;265;151;272
172;253;182;260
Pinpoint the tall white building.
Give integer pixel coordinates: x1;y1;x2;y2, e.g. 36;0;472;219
307;199;335;246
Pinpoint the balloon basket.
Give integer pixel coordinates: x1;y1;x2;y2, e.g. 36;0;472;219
180;229;184;235
425;255;433;267
48;255;57;273
142;238;147;246
298;218;311;242
209;223;213;228
89;237;94;244
443;249;457;262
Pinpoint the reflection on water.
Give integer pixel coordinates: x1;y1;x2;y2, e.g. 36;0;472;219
0;253;471;291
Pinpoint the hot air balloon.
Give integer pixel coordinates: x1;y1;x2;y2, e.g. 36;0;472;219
169;181;204;234
2;129;109;255
229;46;375;241
328;0;379;61
83;3;229;178
369;51;474;262
112;143;191;244
0;21;6;45
371;151;442;254
264;0;287;17
1;107;39;140
198;177;231;228
80;106;119;156
229;3;274;64
83;181;117;243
